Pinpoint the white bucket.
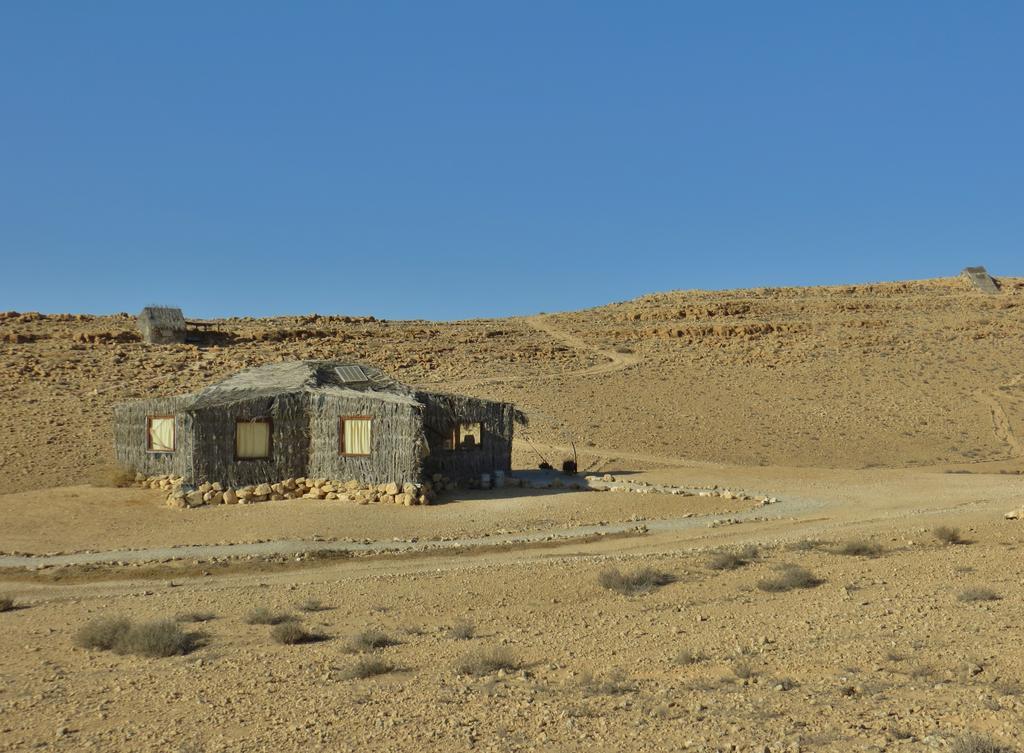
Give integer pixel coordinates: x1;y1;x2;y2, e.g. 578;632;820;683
493;471;505;488
480;473;491;489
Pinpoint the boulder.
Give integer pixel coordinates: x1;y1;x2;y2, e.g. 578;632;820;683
1004;508;1024;520
186;490;206;508
223;489;239;505
254;483;272;496
270;493;285;501
198;482;213;493
166;496;187;509
385;482;400;496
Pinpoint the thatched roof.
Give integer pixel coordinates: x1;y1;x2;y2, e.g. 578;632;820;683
138;306;186;329
185;360;420;409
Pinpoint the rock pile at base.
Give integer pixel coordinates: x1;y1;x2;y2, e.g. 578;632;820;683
135;473;441;509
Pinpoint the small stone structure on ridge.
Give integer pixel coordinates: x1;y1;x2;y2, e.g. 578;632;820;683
962;266;1000;294
137;306;187;344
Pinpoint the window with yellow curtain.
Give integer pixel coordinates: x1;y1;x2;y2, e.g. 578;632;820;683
236;419;271;459
147;416;175;452
340;417;372;456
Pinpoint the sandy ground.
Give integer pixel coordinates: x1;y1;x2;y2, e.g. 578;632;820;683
3;276;1024;752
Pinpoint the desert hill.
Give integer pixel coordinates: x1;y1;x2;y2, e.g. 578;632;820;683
1;275;1022;493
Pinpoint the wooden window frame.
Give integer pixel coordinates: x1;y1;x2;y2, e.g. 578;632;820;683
339;416;373;457
146;415;176;453
448;422;484;452
234;418;273;461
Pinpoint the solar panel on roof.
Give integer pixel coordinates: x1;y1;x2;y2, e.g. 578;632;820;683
334;364;369;384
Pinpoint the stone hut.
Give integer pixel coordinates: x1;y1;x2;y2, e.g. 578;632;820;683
137;306;187;344
113;360;523;489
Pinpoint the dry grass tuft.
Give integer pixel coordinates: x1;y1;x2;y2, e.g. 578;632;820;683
76;617;197;657
786;539;825;552
0;595;15;613
448;618;476;640
731;659;757;679
833;540;884;557
346;629;399;653
958;587;1001;603
340;657;396;680
270;622;323;645
88;464;136;488
175;612;216;623
757;564;823;592
244;607;296;625
455;647;519;676
598;567;674;596
934;526;967;545
298;599;328;613
578;668;636;696
117;620;198;658
674;649;706;666
75;617;132;651
948;733;1015;753
706;547;756;571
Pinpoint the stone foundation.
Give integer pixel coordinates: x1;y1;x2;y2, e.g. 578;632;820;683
135;473;445;509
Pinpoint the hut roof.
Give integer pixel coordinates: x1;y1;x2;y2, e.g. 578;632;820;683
186;360;422;409
138;306;186;329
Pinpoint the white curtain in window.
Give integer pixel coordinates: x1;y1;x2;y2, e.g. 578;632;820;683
344;419;371;455
149;417;175;452
236;421;270;459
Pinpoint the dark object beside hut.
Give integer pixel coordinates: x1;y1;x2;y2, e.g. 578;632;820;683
138;307;187;344
113;360;523;488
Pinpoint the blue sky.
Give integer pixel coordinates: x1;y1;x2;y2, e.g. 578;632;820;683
1;2;1021;320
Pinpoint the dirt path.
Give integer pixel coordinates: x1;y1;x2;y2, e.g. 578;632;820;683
434;315;640;390
974;374;1024;459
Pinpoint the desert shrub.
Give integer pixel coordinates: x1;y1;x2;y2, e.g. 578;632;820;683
958;587;1000;603
75;617;132;650
455;647;519;676
598;567;674;596
298;599;327;613
992;678;1024;696
244;607;295;625
88;464;136;488
270;622;322;645
786;539;825;552
674;649;706;666
757;565;823;592
578;668;635;696
613;345;635;354
0;595;15;612
948;733;1015;753
935;526;967;545
706;552;746;571
833;540;884;557
346;629;398;653
448;618;476;640
175;612;215;623
731;660;756;679
340;657;395;680
117;620;197;658
907;663;935;679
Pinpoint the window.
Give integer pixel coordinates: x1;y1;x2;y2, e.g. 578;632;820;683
236;419;271;459
450;422;482;451
147;416;175;452
340;417;372;456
